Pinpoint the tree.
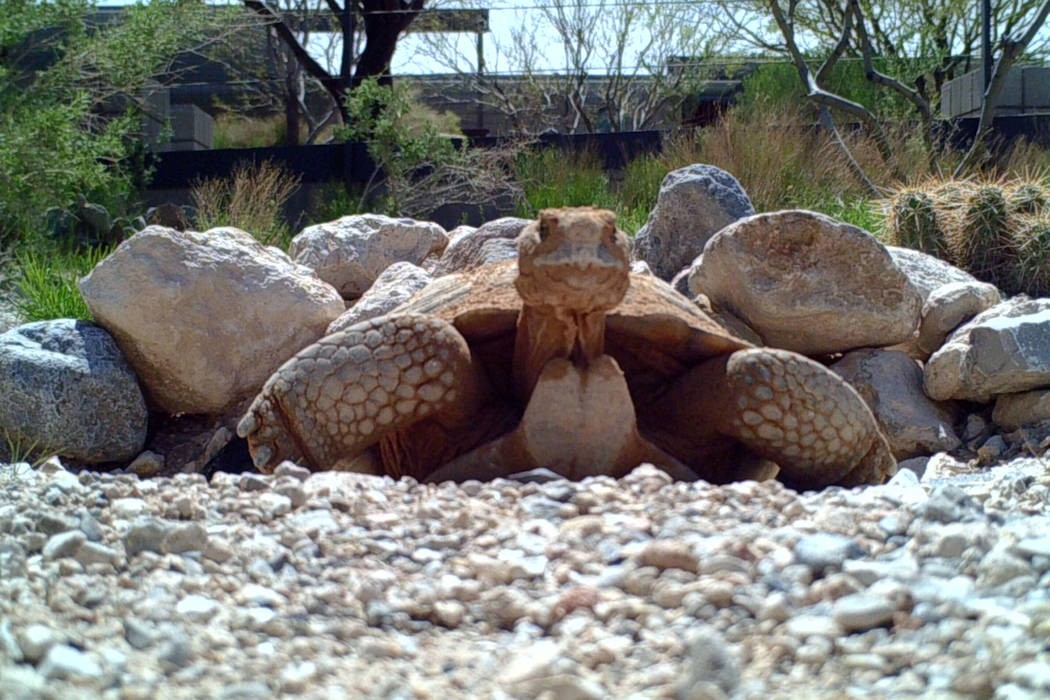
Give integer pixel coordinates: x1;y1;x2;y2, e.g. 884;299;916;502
242;0;428;128
718;0;1050;186
418;0;725;135
0;0;243;242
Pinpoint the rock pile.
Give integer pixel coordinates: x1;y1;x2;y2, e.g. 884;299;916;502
2;166;1050;480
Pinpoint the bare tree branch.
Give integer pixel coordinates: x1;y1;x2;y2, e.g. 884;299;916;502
955;0;1050;175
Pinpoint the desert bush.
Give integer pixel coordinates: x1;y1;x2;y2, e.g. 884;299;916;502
192;159;301;248
337;78;522;220
13;244;111;322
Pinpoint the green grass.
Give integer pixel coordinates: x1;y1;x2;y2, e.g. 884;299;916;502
13;244;110;322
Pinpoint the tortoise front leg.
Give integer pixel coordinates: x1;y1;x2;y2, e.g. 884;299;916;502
658;348;897;489
237;313;491;477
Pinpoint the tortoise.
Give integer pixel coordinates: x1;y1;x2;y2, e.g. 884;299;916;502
237;207;897;489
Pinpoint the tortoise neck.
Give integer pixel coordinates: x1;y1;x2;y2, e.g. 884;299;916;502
513;304;607;399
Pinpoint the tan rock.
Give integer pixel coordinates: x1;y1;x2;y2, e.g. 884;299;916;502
918;281;1001;356
993;389;1050;431
289;214;447;298
689;211;921;355
79;226;344;415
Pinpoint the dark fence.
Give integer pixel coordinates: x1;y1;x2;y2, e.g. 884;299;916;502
145;130;665;191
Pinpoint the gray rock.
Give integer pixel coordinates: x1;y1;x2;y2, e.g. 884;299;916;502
35;512;77;536
917;280;1001;356
433;217;529;275
0;540;27;579
0;320;147;462
832;593;896;631
831;349;960;459
917;485;984;523
793;533;866;575
289;214;447;298
886;245;983;302
17;624;61;663
123;618;155;650
162;522;208;554
175;594;220;621
123;517;170;556
676;626;740;700
326;262;433;334
978;548;1034;587
74;541;122;567
690;211;920;355
634;164;754;280
42;530;86;560
785;615;844;639
37;644;103;681
925;297;1050;402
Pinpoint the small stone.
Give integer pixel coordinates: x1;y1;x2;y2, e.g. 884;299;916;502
36;512;77;535
637;540;699;573
204;538;235;563
123;619;155;650
42;530;86;560
432;600;466;628
128;450;164;477
0;619;22;661
1011;661;1050;691
793;533;865;575
238;583;286;608
123;517;170;556
273;461;311;481
279;660;317;692
832;593;896;632
111;497;148;519
17;624;61;663
37;644;103;681
74;541;122;567
176;594;220;621
240;474;270;491
785;615;844;639
1014;537;1050;559
258;492;292;518
676;626;739;700
163;522;208;554
978;549;1034;587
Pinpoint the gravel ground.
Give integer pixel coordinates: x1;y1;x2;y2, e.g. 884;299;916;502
2;457;1050;699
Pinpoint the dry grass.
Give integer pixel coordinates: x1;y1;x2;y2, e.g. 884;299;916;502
653;103;926;213
192;159;301;248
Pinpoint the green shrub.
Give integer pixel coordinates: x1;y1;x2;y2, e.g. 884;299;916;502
13;245;111;322
515;147;617;217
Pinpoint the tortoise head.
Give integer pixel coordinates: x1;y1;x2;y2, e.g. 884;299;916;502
514;206;632;314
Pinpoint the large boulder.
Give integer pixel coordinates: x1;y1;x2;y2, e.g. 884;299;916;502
289;214;447;298
0;320;147;462
689;211;921;355
924;297;1050;402
830;349;960;460
79;226;344;416
326;262;434;335
633;164;754;280
432;217;529;276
